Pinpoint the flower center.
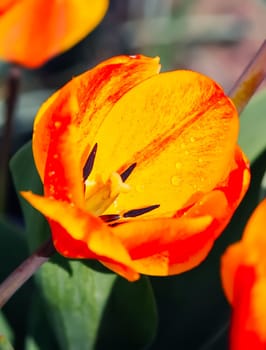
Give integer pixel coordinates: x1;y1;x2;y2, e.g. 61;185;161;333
84;172;130;216
83;144;160;222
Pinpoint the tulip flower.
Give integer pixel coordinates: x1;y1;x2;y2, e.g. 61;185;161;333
20;54;250;281
0;0;109;68
221;198;266;350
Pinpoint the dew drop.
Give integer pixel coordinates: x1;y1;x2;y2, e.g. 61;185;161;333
54;121;61;128
53;154;59;159
180;142;186;149
48;171;55;177
171;176;180;186
193;183;199;190
190;136;195;142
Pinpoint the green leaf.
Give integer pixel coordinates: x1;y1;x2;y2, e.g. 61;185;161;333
0;335;14;350
37;257;117;350
10;142;158;350
239;88;266;163
10;141;48;250
95;276;157;350
0;312;13;347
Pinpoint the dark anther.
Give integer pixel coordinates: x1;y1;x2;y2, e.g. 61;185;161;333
123;204;160;218
83;143;98;181
100;214;121;223
120;163;137;181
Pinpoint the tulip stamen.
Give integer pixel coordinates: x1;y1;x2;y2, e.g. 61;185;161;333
100;214;121;222
83;143;98;181
123;204;160;218
120;163;137;181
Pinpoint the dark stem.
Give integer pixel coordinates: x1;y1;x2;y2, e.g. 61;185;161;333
0;65;21;212
229;40;266;113
0;239;55;308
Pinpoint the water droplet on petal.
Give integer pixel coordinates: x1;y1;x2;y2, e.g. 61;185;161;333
193;183;199;190
171;176;181;186
54;121;61;128
190;136;195;142
180;142;186;149
48;171;55;177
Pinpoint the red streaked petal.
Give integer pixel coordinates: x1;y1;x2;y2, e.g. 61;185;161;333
33;55;160;187
20;191;139;281
230;265;265;350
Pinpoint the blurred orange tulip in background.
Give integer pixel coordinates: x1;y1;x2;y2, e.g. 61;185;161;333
221;198;266;350
21;54;250;281
0;0;109;68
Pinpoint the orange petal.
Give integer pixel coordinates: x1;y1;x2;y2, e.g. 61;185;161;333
33;55;160;187
93;70;239;217
0;0;109;67
221;199;266;349
0;0;16;12
110;190;223;276
21;190;139;281
112;147;249;276
229;265;263;350
221;198;266;302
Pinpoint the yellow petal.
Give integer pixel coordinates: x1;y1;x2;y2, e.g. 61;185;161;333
90;70;239;216
33;55;160;182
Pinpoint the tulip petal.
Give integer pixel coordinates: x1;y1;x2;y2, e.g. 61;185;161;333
21;190;139;281
0;0;109;67
230;265;262;350
0;0;15;13
109;190;222;275
221;199;266;349
33;55;160;194
90;70;239;216
110;147;249;276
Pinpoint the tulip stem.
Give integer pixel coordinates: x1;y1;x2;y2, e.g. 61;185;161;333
0;65;21;213
229;40;266;114
0;239;55;308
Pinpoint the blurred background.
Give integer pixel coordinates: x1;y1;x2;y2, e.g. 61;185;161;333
0;1;266;349
1;0;266;146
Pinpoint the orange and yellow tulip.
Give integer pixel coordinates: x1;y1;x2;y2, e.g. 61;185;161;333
0;0;109;68
221;198;266;350
21;55;250;281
